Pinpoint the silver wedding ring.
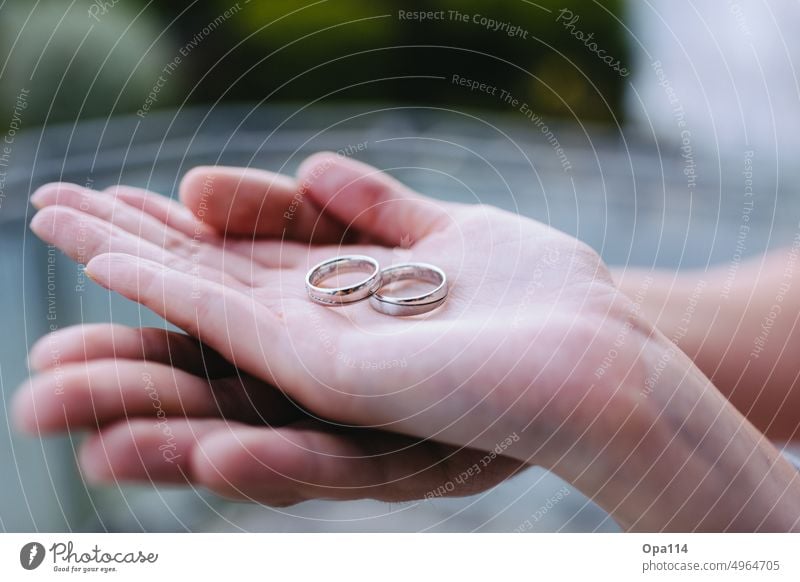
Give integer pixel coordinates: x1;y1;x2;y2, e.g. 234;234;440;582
305;255;382;305
369;263;448;316
305;257;448;315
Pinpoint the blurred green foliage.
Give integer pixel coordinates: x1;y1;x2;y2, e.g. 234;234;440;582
0;0;176;126
0;0;628;126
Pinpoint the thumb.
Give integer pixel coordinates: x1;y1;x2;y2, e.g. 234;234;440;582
296;152;455;246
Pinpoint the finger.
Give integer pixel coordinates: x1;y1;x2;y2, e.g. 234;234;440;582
180;166;345;242
27;324;235;377
297;152;456;245
79;418;225;484
30;205;247;290
220;238;309;269
84;253;305;398
104;185;213;239
13;359;300;434
32;182;189;250
32;183;261;286
105;184;308;269
194;421;524;503
80;418;524;502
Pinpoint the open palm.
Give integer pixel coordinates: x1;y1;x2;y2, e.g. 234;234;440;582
19;153;800;532
20;153;626;505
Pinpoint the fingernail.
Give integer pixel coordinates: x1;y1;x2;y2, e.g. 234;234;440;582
27;336;55;372
10;383;36;435
30;183;66;209
29;186;50;209
26;352;40;372
83;264;99;286
28;209;51;237
80;460;107;485
79;440;109;484
26;346;41;371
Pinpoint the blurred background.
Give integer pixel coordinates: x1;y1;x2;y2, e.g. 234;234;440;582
1;0;798;532
0;0;629;125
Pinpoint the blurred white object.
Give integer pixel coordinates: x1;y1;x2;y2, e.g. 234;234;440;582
627;0;800;160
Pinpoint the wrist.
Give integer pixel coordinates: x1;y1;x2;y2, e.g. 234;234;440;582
534;324;800;531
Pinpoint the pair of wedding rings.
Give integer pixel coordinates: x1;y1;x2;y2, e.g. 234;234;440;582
305;255;448;316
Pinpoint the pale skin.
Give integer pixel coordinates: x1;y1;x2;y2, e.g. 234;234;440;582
14;153;800;531
615;252;800;442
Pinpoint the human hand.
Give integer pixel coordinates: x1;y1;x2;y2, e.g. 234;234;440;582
24;154;615;457
19;154;800;530
16;323;523;503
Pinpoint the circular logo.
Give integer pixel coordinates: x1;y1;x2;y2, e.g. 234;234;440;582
20;542;46;570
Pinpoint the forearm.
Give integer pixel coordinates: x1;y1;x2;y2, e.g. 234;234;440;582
613;249;800;439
